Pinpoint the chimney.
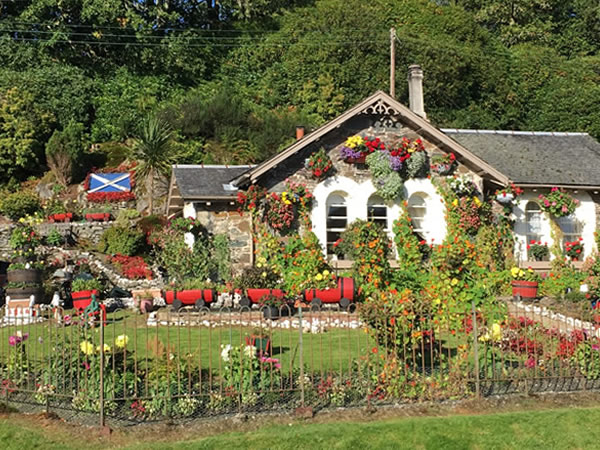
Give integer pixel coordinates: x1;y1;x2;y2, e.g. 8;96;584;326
296;126;305;140
407;64;426;119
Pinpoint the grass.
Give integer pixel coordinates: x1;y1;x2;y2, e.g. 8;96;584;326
0;309;375;374
4;405;600;449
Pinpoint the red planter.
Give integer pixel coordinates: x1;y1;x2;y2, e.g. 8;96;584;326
304;277;355;307
48;213;73;223
243;289;284;306
511;281;538;301
85;212;111;222
72;289;99;310
164;289;216;310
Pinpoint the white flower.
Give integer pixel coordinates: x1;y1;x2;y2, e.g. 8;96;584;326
243;345;256;359
221;344;232;362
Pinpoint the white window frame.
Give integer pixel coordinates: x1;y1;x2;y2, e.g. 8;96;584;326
407;193;428;237
367;195;388;231
326;193;348;257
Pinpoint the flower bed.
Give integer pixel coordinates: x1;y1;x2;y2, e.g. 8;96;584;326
111;254;153;280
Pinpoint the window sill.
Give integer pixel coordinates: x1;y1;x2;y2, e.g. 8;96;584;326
519;260;584;271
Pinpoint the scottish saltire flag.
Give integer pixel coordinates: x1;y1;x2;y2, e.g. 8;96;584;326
88;173;131;193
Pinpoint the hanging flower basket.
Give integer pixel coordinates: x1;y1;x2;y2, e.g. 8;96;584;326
305;148;333;179
430;153;456;175
496;193;514;204
538;187;579;217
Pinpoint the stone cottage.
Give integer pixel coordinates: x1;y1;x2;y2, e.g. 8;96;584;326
166;65;600;272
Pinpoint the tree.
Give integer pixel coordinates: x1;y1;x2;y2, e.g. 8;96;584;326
45;121;87;186
132;116;174;215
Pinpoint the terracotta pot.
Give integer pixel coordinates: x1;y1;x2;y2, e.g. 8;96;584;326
7;269;42;284
511;280;538;301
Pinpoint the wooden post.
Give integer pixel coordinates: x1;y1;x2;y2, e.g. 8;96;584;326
390;27;396;98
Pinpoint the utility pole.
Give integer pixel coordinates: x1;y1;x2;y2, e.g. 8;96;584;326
390;27;396;98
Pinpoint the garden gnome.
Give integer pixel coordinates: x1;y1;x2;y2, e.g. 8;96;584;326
51;291;63;322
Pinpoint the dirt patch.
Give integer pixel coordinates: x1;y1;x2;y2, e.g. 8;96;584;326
5;392;600;448
538;297;595;322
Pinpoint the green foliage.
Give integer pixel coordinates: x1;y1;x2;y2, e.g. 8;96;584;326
0;191;41;220
335;220;391;298
45;228;64;247
393;206;427;273
98;225;145;256
151;218;229;283
71;278;102;292
45;121;87;186
540;265;585;298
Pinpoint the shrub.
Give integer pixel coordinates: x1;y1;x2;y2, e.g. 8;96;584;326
71;278;102;292
45;228;64;246
0;190;41;220
98;225;145;256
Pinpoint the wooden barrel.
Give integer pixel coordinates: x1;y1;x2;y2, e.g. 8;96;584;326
511;281;538;300
6;286;44;300
7;269;42;284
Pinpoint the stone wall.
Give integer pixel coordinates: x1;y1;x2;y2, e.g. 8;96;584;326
0;221;116;258
194;204;253;273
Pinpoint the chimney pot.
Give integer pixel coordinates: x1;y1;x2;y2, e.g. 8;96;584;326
407;64;427;119
296;126;305;140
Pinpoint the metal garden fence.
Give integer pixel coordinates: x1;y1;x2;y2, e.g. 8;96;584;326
0;300;598;427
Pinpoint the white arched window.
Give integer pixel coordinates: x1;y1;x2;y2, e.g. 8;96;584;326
525;202;542;246
367;195;388;231
326;193;347;256
556;215;582;250
407;193;428;237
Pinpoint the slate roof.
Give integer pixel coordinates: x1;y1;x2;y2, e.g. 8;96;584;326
442;129;600;187
172;165;253;199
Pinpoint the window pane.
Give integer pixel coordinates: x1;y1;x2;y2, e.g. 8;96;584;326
326;194;347;256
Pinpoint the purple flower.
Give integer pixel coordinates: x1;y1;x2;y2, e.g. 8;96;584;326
389;154;402;171
340;146;362;159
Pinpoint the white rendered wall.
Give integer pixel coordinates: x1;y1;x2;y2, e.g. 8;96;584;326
513;190;596;261
311;176;446;255
183;202;196;249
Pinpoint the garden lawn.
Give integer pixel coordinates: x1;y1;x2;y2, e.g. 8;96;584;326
0;310;374;373
4;406;600;449
130;406;600;449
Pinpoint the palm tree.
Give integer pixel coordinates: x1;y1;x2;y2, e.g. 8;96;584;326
132;116;174;215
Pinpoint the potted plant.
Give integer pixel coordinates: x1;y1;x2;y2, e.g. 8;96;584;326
495;184;524;204
246;327;271;354
449;176;480;197
430;153;456;175
259;294;290;320
305;148;333;179
44;198;73;223
527;241;549;261
510;266;541;301
134;290;155;314
71;278;102;310
565;238;584;261
538;187;579;217
339;135;379;164
164;278;216;310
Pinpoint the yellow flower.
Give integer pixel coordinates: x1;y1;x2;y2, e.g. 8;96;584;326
451;278;459;286
80;341;94;356
473;196;481;207
97;344;111;353
491;323;502;340
323;270;329;276
511;267;520;278
115;335;129;348
315;273;323;281
452;199;459;207
345;135;364;148
262;271;267;277
479;332;491;342
518;270;525;278
407;146;415;154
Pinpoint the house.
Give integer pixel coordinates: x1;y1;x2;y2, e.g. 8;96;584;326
166;65;600;271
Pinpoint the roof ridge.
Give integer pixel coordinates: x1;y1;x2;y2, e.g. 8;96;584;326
441;129;589;137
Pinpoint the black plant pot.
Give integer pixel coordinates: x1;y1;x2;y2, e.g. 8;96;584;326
263;306;280;320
